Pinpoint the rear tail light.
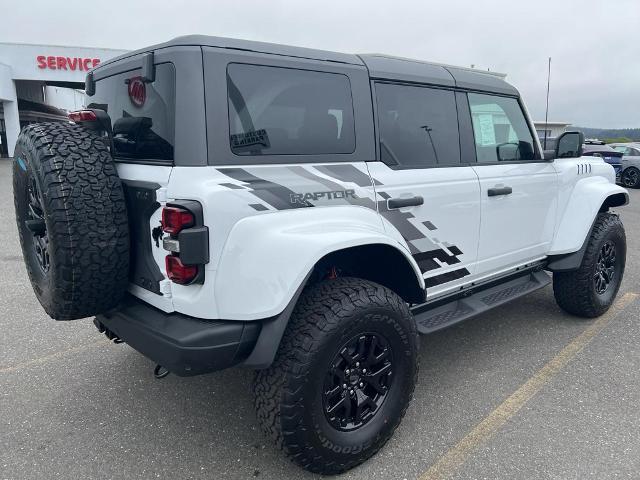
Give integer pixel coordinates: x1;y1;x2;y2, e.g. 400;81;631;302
162;206;194;235
68;110;98;122
165;255;198;285
161;203;207;286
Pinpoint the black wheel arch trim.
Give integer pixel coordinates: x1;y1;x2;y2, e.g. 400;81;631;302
242;271;312;369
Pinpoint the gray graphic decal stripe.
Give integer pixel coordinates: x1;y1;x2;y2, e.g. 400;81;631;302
379;209;430;243
288;166;349;195
316;164;381;187
219;182;246;190
219;165;466;282
288;166;381;211
218;168;312;210
422;221;437;231
413;247;463;273
302;164;436;254
424;268;470;288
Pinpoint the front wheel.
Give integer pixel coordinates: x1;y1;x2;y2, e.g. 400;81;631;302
553;213;626;318
252;278;419;475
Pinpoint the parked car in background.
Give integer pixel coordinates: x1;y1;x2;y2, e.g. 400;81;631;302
582;140;623;180
609;142;640;188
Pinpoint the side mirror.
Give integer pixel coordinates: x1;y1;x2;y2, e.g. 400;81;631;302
555;131;584;159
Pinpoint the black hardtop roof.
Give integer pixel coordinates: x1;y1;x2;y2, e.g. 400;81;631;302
98;35;518;96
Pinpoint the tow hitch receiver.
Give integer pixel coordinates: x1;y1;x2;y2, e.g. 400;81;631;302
93;318;124;344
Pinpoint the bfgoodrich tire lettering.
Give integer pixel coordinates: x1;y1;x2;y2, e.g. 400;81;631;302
13;122;129;320
252;277;419;474
553;213;626;318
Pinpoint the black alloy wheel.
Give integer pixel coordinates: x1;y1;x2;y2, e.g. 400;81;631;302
25;173;50;273
594;240;616;295
323;332;393;431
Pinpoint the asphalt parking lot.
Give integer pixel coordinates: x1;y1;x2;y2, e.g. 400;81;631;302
1;157;639;480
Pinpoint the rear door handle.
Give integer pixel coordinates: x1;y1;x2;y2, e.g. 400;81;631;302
487;186;513;197
388;196;424;209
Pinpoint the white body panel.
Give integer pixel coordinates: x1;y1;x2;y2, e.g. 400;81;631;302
163;162;424;319
122;155;626;321
365;162;481;298
549;158;626;254
214;206;422;319
472;162;558;276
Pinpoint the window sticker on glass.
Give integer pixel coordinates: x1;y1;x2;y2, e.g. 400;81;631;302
467;93;536;163
477;114;496;146
231;129;271;150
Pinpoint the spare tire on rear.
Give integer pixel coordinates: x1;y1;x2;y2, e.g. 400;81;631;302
13;122;129;320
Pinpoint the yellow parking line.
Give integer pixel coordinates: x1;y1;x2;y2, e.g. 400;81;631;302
0;339;107;374
419;291;639;480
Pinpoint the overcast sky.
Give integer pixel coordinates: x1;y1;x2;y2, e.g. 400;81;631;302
2;0;638;128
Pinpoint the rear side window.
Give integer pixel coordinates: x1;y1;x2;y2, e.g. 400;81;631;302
89;63;175;163
375;83;460;168
227;64;355;156
467;93;536;162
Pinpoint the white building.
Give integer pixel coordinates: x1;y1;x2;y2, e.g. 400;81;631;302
0;43;127;157
533;120;572;140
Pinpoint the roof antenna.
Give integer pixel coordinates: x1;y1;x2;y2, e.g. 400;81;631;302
543;57;551;150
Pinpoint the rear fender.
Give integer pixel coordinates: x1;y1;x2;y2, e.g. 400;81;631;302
214;206;424;320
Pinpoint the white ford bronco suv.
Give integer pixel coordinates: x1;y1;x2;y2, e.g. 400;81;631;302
13;36;629;474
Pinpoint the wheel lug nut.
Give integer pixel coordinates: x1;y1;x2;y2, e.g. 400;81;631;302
349;389;354;395
345;369;350;375
362;368;367;373
342;383;347;389
355;362;360;367
359;382;364;387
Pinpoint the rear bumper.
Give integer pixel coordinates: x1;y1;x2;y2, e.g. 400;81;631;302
95;295;261;376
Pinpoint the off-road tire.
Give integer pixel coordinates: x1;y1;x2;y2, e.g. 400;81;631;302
252;277;419;475
13;122;129;320
553;213;626;318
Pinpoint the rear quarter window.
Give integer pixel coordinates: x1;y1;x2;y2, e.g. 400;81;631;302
226;63;355;156
89;63;176;163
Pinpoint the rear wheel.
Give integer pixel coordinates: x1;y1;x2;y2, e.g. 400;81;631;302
252;277;419;474
553;213;626;318
13;122;129;320
621;167;640;188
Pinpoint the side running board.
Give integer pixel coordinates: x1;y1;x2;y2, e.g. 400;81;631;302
413;270;551;334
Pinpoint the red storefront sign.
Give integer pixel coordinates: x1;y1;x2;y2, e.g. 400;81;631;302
36;56;100;71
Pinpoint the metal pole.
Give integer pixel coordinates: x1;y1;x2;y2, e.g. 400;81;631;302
543;57;551;150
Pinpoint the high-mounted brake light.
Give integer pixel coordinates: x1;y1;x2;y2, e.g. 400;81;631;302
162;206;195;236
165;255;198;285
68;110;98;122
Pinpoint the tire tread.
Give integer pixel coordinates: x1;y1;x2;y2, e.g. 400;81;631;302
252;277;418;474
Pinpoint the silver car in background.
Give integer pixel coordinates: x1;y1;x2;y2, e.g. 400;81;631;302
610;142;640;188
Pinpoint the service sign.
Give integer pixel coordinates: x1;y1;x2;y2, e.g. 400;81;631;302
36;55;100;71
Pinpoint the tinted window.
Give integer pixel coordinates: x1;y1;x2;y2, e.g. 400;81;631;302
227;64;355;156
375;83;460;167
90;63;175;162
468;93;536;162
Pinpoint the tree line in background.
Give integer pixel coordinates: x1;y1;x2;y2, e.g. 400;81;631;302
573;127;640;144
